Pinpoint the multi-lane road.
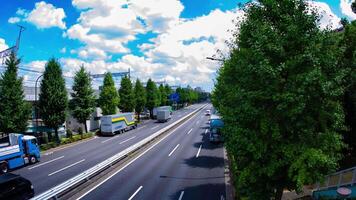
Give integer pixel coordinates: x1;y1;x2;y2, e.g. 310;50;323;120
13;103;228;199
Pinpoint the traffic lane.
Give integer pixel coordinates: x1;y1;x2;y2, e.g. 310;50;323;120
16;104;198;172
14;105;203;193
80;105;211;200
143;106;225;200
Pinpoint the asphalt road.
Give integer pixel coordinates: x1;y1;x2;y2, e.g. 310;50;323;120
12;104;203;194
79;104;227;200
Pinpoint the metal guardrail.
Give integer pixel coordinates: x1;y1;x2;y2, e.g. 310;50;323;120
31;104;207;200
315;166;356;190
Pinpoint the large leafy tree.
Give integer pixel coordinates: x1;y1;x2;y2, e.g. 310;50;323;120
0;52;31;135
134;79;146;122
98;72;119;115
69;66;96;133
39;58;68;143
212;0;345;199
146;79;159;118
158;84;167;106
339;21;356;168
119;76;135;112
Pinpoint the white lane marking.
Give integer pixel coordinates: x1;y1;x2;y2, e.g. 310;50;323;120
168;144;180;157
128;186;143;200
196;144;202;158
119;136;136;144
151;125;159;130
48;159;85;176
101;136;120;144
76;105;207;200
28;156;64;170
205;129;208;134
178;191;184;200
187;129;193;135
136;125;146;130
196;120;200;124
44;152;53;156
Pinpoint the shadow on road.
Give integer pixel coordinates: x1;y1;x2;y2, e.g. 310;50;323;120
184;155;225;169
169;183;226;200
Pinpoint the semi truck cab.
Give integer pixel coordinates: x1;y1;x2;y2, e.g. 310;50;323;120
0;134;41;173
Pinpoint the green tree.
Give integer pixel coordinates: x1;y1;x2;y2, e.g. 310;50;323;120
212;1;345;199
146;79;159;118
119;76;135;112
98;72;119;115
0;52;31;135
134;79;146;122
39;58;68;143
164;84;172;97
339;21;356;168
158;84;167;106
69;66;96;133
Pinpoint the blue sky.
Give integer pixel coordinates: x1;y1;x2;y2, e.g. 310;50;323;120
0;0;355;91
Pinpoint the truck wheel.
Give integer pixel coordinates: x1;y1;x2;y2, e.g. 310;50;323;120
1;162;8;174
30;156;37;164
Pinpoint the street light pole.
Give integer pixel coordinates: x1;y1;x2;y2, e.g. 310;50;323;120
35;74;43;138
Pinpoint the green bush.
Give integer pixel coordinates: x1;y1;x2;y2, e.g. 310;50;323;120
66;129;73;138
40;132;94;151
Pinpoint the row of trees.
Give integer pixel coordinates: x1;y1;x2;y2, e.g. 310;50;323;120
212;0;355;199
0;53;205;142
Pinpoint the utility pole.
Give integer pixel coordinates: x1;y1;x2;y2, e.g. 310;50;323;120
15;25;25;52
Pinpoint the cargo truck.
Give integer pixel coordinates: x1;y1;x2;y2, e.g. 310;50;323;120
157;110;171;122
0;133;41;173
100;112;137;136
209;114;224;143
152;106;172;119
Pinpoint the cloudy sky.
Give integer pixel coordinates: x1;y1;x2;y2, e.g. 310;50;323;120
0;0;355;91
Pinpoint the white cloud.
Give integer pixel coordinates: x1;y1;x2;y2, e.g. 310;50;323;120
26;1;66;29
307;1;341;30
60;47;67;53
8;17;20;24
0;38;9;51
78;47;110;60
340;0;356;20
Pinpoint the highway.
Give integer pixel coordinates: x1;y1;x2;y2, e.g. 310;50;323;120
12;104;204;194
78;104;227;200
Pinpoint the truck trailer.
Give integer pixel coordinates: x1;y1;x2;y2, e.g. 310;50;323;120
0;133;41;173
100;112;137;136
157;110;171;122
152;106;172;119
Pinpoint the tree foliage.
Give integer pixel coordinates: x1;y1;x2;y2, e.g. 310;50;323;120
212;0;345;199
134;79;146;121
0;52;31;135
39;58;68;143
158;84;167;106
146;79;159;118
119;76;135;112
69;66;96;133
339;20;356;168
98;72;119;115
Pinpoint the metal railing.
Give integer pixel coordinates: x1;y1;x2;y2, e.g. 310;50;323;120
315;166;356;190
31;104;207;200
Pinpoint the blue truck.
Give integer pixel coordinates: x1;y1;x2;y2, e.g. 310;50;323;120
209;114;224;143
0;133;41;173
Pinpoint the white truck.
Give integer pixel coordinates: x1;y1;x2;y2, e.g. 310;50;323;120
100;113;137;136
157;110;171;122
153;106;172;119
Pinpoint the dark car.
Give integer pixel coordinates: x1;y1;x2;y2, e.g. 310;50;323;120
0;173;34;200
